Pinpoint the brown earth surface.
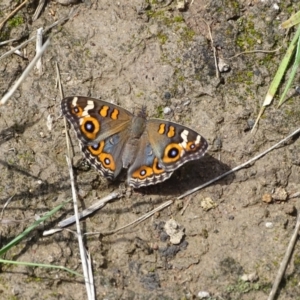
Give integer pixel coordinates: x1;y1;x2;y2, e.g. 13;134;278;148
0;0;300;299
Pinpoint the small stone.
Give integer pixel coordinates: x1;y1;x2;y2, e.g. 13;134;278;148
272;187;288;201
262;193;272;203
265;222;273;228
247;119;255;130
47;114;53;131
164;219;185;245
213;137;222;150
182;99;190;106
164;91;171;100
218;58;230;72
197;291;210;299
177;0;186;11
201;197;218;211
163;107;172;115
241;272;259;282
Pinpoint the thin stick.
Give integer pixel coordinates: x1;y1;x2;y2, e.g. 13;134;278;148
178;127;300;199
0;0;29;31
0;194;15;220
202;19;219;78
57;192;120;228
0;39;17;46
103;200;174;235
0;8;77;61
65;157;94;299
35;27;43;75
58;65;94;299
267;214;300;300
0;38;50;105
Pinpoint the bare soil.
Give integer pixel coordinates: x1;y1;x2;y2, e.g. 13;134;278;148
0;0;300;299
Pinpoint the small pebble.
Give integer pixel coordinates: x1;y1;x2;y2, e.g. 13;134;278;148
265;222;273;229
218;58;230;72
201;197;218;211
262;193;272;203
272;187;288;201
164;91;171;100
213;137;222;150
183;99;191;106
164;219;185;245
241;271;259;282
163;107;172;115
197;291;210;299
247;119;255;129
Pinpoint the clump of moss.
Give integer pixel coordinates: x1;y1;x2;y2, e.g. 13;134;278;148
236;17;263;50
157;32;168;44
7;15;24;28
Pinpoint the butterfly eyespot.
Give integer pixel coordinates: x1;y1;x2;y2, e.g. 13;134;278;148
71;105;83;116
92;143;99;150
162;144;181;164
152;158;164;174
186;141;199;152
140;169;146;176
81;116;100;140
85;121;95;133
132;166;153;179
168;147;179;158
88;141;105;156
156;162;163;170
99;153;115;171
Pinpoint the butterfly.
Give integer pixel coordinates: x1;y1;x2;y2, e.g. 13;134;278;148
61;96;208;188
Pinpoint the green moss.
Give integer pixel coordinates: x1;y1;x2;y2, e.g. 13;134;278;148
295;255;300;271
155;106;164;118
226;280;271;294
173;16;184;23
146;9;165;19
236;17;263;50
227;69;254;86
17;151;34;164
157;32;168;44
7;15;23;28
85;48;92;58
180;27;195;43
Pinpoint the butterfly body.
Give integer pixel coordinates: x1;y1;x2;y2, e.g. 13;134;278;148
61;96;208;188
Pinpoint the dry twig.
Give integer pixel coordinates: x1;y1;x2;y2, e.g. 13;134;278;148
0;0;29;31
268;214;300;300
